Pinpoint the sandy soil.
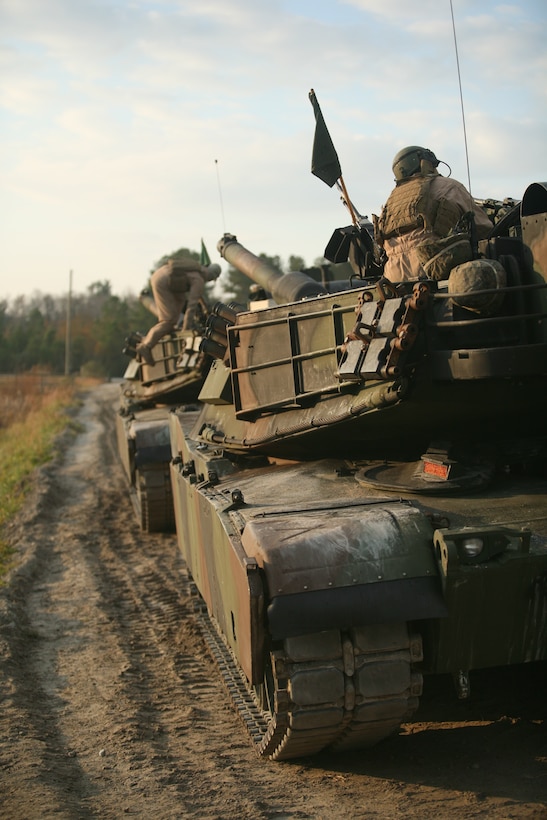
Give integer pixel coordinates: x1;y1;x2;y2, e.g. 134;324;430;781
0;382;546;820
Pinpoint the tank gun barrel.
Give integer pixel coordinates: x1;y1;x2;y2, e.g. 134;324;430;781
217;233;327;303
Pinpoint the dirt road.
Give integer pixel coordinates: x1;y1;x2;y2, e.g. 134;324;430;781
0;383;545;819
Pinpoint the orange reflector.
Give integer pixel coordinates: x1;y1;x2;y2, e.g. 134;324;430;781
423;460;451;480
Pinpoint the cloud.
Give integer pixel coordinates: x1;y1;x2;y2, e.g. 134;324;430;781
0;0;545;298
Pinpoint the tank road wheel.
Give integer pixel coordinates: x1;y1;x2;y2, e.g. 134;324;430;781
135;465;175;533
200;613;423;761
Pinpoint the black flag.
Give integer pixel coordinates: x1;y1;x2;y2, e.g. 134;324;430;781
309;89;342;188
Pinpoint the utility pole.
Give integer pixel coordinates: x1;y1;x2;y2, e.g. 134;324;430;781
65;269;72;376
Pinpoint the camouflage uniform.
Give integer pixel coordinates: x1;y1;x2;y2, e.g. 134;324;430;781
376;173;493;282
136;257;218;365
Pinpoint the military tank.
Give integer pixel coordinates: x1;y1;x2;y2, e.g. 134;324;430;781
167;181;547;760
116;295;213;532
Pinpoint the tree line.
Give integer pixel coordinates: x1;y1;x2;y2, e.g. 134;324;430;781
0;281;151;379
0;248;326;379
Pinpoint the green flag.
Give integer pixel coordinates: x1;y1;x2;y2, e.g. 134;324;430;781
200;238;211;266
309;89;342;188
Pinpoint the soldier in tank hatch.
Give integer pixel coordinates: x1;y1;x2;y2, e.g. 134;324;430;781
374;146;493;283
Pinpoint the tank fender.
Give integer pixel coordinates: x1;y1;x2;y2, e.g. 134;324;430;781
130;418;172;467
241;501;447;640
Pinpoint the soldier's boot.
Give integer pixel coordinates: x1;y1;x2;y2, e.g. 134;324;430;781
136;343;155;366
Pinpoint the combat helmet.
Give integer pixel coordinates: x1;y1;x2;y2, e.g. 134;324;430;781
392;146;439;182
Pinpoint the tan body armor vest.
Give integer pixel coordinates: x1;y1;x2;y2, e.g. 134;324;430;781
166;258;204;293
376;174;462;243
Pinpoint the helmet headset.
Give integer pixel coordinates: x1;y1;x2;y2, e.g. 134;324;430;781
392;146;451;182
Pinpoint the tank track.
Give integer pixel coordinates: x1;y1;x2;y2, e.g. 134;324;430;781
136;464;175;533
197;603;423;761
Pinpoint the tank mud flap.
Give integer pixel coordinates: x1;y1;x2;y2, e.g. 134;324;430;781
267;575;447;640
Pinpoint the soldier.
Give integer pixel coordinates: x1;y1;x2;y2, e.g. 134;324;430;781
136;255;220;366
374;146;493;283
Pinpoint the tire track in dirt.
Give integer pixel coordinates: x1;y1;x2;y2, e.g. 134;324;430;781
0;385;370;819
0;384;267;819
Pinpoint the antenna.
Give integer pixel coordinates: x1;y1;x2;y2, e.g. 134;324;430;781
450;0;472;195
215;159;226;232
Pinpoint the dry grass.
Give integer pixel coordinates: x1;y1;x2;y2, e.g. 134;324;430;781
0;374;101;578
0;374;77;429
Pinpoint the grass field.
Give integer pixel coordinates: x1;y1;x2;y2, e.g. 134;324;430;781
0;374;98;580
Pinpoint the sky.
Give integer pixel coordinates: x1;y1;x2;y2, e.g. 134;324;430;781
1;0;546;300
